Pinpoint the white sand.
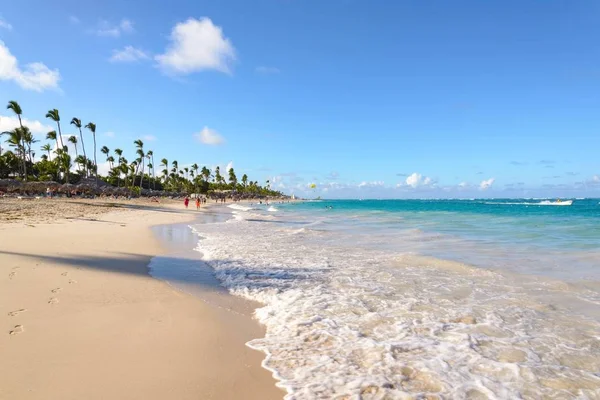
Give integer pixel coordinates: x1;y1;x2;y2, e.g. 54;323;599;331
0;199;282;400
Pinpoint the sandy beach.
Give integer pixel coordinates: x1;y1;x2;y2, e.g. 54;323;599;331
0;198;282;400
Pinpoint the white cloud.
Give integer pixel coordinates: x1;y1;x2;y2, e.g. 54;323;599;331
95;19;134;37
479;178;495;190
0;114;54;135
0;41;60;91
255;66;280;74
194;126;224;145
358;181;384;188
404;172;435;188
69;16;80;25
120;19;134;33
0;17;12;31
155;17;236;75
104;131;115;138
109;46;149;63
142;135;157;141
458;182;469;188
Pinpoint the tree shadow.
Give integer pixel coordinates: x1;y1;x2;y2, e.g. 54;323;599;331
0;250;322;294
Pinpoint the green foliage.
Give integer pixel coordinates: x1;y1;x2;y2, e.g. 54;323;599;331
2;99;287;197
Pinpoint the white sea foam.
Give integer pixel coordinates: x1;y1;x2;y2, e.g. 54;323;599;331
191;209;600;399
484;200;573;206
227;204;254;211
267;206;278;212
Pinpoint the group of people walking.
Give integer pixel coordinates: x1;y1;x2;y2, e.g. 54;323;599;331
183;196;207;210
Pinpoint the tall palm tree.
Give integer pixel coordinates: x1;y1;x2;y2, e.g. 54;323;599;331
70;118;87;177
161;158;169;188
107;156;115;170
146;150;155;190
228;168;237;188
21;127;36;165
171;160;178;191
214;166;221;184
74;155;86;173
134;139;144;190
46;109;69;182
41;143;52;160
191;163;199;193
201;166;211;182
7;101;27;180
84;122;97;181
5;128;24;178
68;136;78;156
242;174;248;188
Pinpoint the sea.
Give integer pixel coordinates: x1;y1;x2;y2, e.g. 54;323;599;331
187;199;600;399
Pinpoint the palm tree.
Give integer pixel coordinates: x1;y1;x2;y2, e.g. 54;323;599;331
5;129;24;178
201;166;211;182
113;149;123;187
228;168;237;189
84;122;97;181
46;109;69;182
21;127;36;165
214;166;221;185
191;163;199;193
171;160;178;190
242;174;248;188
68;136;78;156
41;143;52;160
146;150;155;190
70;118;87;177
184;167;189;181
134;139;144;189
160;158;169;188
74;155;86;173
106;156;115;169
67;136;79;174
7;101;27;180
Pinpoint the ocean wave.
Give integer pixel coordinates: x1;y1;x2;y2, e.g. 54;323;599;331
484;200;573;206
227;204;255;211
267;206;279;212
193;215;600;399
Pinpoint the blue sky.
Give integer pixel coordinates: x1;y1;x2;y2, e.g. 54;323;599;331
0;0;599;198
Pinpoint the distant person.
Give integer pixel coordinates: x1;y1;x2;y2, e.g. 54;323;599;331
184;196;189;208
195;197;200;210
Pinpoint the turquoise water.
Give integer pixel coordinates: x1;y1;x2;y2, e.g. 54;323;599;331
192;201;600;398
280;198;600;280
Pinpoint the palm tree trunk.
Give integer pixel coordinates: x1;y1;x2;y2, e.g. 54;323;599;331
93;133;97;183
78;127;87;177
56;121;69;183
152;155;155;190
17;115;27;180
140;160;145;191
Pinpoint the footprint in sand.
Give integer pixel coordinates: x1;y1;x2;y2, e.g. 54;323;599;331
51;287;62;293
61;272;69;276
9;325;24;335
68;279;77;284
48;297;59;305
8;309;27;317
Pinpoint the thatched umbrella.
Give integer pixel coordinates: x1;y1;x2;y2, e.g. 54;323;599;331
0;179;22;189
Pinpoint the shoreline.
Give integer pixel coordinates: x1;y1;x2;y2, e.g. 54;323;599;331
0;198;283;400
